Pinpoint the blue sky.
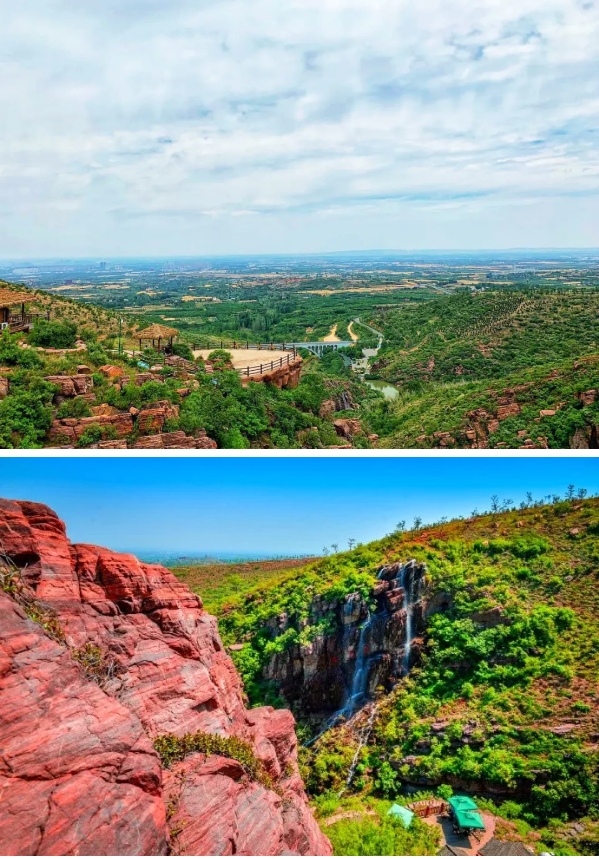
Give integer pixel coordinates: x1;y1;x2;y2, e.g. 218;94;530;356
1;458;596;556
1;0;598;256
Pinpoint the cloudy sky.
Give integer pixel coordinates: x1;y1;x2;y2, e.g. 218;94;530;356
2;0;598;256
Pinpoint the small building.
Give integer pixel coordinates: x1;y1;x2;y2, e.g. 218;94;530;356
136;323;179;353
0;288;48;334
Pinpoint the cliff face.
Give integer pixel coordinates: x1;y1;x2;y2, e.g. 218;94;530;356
0;499;331;857
263;561;429;718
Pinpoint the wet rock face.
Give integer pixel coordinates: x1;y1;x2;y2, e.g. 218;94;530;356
0;498;330;857
264;560;428;718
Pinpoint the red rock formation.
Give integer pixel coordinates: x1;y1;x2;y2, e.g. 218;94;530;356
49;412;134;444
134;430;217;449
0;499;330;857
0;592;166;856
44;374;93;398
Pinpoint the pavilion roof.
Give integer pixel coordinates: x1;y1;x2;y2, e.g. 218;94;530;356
136;323;179;339
0;288;35;308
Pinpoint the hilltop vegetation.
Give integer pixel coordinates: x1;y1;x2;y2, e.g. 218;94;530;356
373;291;599;385
197;492;599;855
2;277;599;449
0;282;378;449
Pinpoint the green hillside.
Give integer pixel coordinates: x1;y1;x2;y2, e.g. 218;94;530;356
203;493;599;855
0;281;377;449
373;291;599;385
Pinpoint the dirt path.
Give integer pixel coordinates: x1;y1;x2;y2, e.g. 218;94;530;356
322;324;341;342
347;321;359;342
323;809;376;827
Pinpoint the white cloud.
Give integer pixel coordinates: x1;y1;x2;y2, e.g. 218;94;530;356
1;0;598;254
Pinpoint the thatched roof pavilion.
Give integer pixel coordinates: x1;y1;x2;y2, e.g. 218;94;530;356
136;323;179;352
0;289;40;329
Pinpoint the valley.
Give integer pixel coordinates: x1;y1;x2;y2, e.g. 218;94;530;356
1;249;599;448
173;491;599;856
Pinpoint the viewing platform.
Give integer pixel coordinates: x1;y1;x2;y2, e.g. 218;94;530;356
193;345;302;389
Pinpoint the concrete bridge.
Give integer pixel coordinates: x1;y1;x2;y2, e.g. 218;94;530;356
290;341;354;357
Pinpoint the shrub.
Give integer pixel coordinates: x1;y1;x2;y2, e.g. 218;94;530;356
0;330;43;368
207;349;232;363
76;423;104;448
172;342;194;361
71;643;122;689
153;731;272;789
0;379;54;448
55;397;92;419
29;319;77;349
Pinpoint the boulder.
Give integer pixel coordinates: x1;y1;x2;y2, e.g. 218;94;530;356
0;376;8;398
136;401;179;435
333;419;362;440
98;364;125;380
540;409;556;417
133;430;218;450
497;403;520;420
579;390;597;406
49;413;134;444
45;374;93;398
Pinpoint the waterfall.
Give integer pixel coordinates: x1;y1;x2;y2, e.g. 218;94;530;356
305;563;422;749
400;562;421;676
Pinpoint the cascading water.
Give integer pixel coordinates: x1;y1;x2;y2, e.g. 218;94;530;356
401;563;415;676
305;561;423;752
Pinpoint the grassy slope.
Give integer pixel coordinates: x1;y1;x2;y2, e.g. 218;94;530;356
374;291;599;384
0;280;121;340
367;290;599;448
172;557;320;615
204;498;599;854
377;356;599;449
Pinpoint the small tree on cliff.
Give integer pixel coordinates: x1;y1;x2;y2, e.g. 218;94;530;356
348;538;356;550
331;543;339;554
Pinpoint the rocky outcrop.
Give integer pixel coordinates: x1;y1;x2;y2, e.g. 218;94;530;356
136;400;179;434
44;374;93;399
133;430;217;449
263;561;427;719
333;418;363;440
0;591;166;856
49;412;134;443
0;499;330;857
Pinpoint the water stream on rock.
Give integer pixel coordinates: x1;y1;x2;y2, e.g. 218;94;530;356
401;563;415;676
306;562;422;752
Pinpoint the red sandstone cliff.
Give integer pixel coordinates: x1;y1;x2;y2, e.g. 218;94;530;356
0;499;331;857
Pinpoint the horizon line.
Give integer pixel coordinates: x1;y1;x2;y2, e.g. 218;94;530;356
2;247;599;262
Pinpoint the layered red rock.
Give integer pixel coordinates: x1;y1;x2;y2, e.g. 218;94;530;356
49;412;134;443
0;591;166;856
45;374;93;398
0;498;330;857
